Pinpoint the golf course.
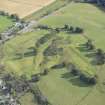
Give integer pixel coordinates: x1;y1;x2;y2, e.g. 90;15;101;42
0;1;105;105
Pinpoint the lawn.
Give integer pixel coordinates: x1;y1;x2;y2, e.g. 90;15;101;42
0;16;13;33
3;2;105;105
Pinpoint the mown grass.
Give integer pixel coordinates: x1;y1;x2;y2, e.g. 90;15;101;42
0;16;13;32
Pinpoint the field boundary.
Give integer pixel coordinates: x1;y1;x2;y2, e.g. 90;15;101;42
24;0;73;21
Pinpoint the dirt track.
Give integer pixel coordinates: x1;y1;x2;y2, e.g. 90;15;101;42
0;0;55;18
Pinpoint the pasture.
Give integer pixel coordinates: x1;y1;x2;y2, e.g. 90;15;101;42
0;0;55;18
3;2;105;105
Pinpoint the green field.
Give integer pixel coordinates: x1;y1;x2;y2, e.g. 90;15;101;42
0;16;13;32
3;2;105;105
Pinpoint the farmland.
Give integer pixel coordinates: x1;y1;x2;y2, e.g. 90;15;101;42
1;1;105;105
0;0;55;18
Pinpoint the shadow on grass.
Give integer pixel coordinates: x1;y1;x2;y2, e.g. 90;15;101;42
92;3;105;13
85;52;96;58
77;45;96;59
76;46;88;52
70;77;90;87
13;47;37;60
61;72;75;79
61;72;90;87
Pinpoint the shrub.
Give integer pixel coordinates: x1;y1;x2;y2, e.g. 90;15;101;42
85;39;95;50
79;73;97;85
10;14;20;21
31;74;40;82
67;63;80;76
74;27;83;33
42;69;49;75
51;62;66;69
0;11;5;16
69;26;74;32
37;25;51;30
35;33;52;48
95;49;105;65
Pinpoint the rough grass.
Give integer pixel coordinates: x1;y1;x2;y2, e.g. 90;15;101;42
3;30;48;78
19;92;37;105
0;16;13;32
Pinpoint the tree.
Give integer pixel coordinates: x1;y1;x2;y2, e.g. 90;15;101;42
3;73;14;81
55;28;60;33
95;49;105;65
85;39;94;50
88;77;97;84
43;69;48;75
67;63;80;75
63;24;69;31
79;73;97;85
69;26;74;32
0;35;2;40
10;14;19;21
20;74;28;82
74;27;83;33
0;11;5;16
96;49;104;56
31;74;40;82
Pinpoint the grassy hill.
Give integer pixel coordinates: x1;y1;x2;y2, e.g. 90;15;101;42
2;2;105;105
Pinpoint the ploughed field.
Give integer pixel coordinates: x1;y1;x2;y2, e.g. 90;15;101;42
0;0;55;18
3;2;105;105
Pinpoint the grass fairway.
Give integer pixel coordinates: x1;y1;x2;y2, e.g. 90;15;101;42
37;2;105;105
0;16;13;32
3;30;49;78
3;2;105;105
38;68;105;105
40;2;105;50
